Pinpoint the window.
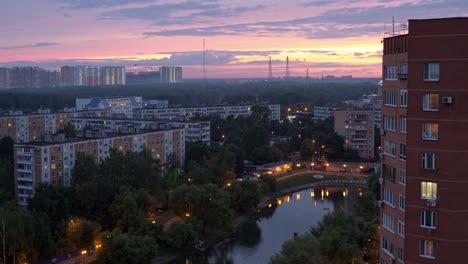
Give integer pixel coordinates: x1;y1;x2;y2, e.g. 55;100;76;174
398;247;404;262
400;90;408;107
384;116;396;131
381;236;394;256
383;188;395;207
400;63;408;75
420;240;435;258
399;169;406;185
423;123;438;140
384;91;397;106
422;153;437;170
399;143;407;161
424;63;439;81
382;213;395;232
421;210;436;229
384;140;397;156
398;221;405;237
399;195;406;211
421;181;438;199
400;116;407;133
423;94;439;111
385;66;398;80
383;165;396;183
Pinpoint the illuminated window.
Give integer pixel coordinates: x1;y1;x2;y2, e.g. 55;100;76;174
422;123;438;140
423;94;439;111
421;182;437;199
51;164;56;169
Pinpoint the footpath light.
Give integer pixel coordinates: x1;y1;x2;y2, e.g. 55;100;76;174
81;250;87;255
185;212;191;217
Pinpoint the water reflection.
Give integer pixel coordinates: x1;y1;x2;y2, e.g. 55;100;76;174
183;187;361;264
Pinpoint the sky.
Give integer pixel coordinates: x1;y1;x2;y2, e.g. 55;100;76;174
0;0;467;78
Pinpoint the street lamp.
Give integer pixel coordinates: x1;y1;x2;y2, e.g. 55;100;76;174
81;250;87;264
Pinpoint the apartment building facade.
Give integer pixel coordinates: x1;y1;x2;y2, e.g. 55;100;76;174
380;17;468;264
334;109;375;159
68;117;210;144
76;97;143;118
61;66;126;86
14;129;185;207
135;104;281;121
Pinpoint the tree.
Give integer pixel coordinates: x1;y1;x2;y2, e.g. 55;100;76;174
229;181;260;213
166;222;197;250
109;187;149;233
172;184;232;233
66;219;101;249
270;234;320;264
259;175;277;194
98;231;157;264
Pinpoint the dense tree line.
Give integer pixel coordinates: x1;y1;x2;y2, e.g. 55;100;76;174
270;173;381;264
0;81;377;111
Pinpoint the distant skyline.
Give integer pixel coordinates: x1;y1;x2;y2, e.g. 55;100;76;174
1;0;467;78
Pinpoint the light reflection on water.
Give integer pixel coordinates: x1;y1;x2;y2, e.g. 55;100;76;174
184;187;359;264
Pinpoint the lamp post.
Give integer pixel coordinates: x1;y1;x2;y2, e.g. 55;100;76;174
81;250;87;264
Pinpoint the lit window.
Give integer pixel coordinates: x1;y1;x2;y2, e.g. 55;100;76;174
422;123;438;140
422;153;437;170
421;181;437;199
423;94;439;111
420;210;436;229
420;240;435;258
424;63;439;81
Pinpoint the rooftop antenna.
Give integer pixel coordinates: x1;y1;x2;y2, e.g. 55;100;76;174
203;39;206;88
392;16;395;36
285;56;290;80
268;56;273;80
306;67;309;83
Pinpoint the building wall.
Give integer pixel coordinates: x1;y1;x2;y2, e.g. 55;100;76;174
334;109;375;159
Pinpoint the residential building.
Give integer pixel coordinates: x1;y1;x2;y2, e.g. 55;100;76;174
160;66;182;83
0;67;9;89
68;117;210;144
334;109;375;159
76;97;142;118
313;106;337;121
143;99;169;109
61;66;126;86
380;17;468;264
126;71;160;85
135;104;281;121
14;129;185;207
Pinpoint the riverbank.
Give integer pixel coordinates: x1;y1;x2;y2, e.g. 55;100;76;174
152;173;369;264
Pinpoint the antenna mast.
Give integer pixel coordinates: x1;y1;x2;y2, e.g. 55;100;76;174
392;16;395;36
285;56;290;80
203;39;206;88
268;56;273;80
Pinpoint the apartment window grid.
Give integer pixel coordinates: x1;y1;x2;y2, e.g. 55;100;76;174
385;65;398;80
399;143;407;161
424;63;440;81
384;91;397;106
400;90;408;107
421;181;438;200
421;210;436;229
384;115;396;131
383;188;395;207
422;123;438;140
381;236;395;257
397;220;405;238
423;94;439;111
400;116;407;133
382;213;395;233
422;153;437;170
420;240;435;259
399;195;406;211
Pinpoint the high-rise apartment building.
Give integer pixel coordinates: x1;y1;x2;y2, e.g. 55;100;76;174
380;17;468;264
61;66;126;86
160;66;183;83
334;109;375;159
0;67;10;89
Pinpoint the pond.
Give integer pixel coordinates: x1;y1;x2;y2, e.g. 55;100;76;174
183;186;362;264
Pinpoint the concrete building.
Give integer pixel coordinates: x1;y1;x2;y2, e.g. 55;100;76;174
313;106;337;121
61;66;126;86
143;99;169;109
135;104;281;121
160;66;182;83
14;129;185;207
334;109;375;159
68;117;210;144
380;17;468;264
76;97;142;118
0;67;10;89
